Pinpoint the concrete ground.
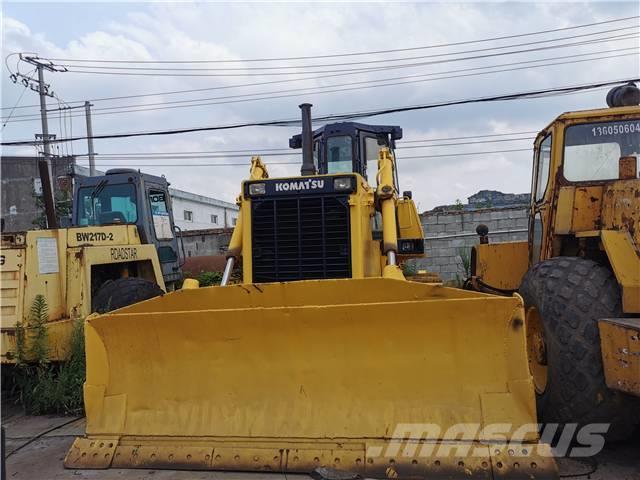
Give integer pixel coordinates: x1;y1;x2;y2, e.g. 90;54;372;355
2;410;639;480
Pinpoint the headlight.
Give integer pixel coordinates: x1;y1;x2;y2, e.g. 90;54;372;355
249;183;266;195
333;177;353;191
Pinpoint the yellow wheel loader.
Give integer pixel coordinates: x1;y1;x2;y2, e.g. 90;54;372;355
66;104;558;479
1;169;184;363
470;83;640;441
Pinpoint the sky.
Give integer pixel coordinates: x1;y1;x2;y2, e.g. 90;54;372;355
1;1;639;211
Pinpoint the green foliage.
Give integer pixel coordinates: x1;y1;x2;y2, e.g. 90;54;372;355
32;183;72;229
12;296;86;415
28;294;49;364
401;262;418;276
457;247;472;278
195;270;223;287
453;199;464;211
445;274;465;288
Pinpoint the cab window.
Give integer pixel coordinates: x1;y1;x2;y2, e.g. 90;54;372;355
326;136;353;174
364;136;382;162
564;119;640;181
313;140;320;170
149;190;174;240
534;134;552;202
77;183;137;226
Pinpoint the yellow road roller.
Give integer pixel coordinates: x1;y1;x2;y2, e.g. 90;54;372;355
470;84;640;441
66;104;558;479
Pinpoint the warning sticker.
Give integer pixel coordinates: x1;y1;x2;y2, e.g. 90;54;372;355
37;237;59;274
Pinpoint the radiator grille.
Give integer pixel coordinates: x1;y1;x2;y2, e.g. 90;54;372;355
251;195;351;282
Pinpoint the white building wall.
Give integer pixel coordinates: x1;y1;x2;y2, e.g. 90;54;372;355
170;188;239;231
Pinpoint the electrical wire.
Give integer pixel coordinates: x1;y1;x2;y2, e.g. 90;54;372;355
4;48;638;124
1;68;37;129
72;135;535;161
5;29;639;112
60;32;640;77
44;15;639;64
56;26;639;72
72;148;531;167
4;417;82;459
3;78;635;147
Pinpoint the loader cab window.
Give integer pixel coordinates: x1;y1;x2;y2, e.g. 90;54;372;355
563;119;640;181
313;140;320;170
534;134;552;202
363;137;384;187
77;183;137;226
326;136;353;174
148;190;174;240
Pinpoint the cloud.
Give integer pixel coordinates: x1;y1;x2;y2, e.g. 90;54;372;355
1;2;638;210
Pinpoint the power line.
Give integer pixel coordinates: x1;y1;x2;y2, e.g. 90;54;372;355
72;135;535;160
59;32;640;77
1;68;36;129
5;30;638;111
4;78;634;147
48;48;640;114
55;26;638;72
43;15;640;64
5;48;638;123
73;147;532;168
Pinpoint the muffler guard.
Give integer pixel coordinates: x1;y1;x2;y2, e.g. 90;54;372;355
66;278;557;478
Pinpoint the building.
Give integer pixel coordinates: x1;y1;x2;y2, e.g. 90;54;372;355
467;190;531;208
1;158;239;233
1;156;75;232
169;188;238;231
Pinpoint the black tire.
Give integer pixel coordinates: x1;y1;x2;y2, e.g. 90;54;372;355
92;277;164;314
520;256;639;441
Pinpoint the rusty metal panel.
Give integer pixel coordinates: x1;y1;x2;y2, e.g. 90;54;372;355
554;187;575;234
571;186;603;231
600;230;640;313
599;318;640;396
601;179;640;248
618;156;637;180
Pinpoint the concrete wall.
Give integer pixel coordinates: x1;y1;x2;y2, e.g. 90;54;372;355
411;206;530;282
170;188;239;231
178;228;233;258
1;156;75;232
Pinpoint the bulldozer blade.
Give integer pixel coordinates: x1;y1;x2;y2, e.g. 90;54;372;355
66;278;557;478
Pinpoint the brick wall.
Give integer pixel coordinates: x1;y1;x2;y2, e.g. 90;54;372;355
411;206;530;282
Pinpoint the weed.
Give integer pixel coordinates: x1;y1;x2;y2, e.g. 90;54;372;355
195;270;223;287
12;296;85;415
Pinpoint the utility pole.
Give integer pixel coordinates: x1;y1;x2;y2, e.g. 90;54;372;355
16;55;67;229
84;101;96;176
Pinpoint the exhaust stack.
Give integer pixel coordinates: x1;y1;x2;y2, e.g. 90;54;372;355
299;103;315;176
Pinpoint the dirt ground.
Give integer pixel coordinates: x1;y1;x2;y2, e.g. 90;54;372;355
2;410;639;480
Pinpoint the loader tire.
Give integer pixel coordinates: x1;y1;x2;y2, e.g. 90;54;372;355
519;257;639;442
92;277;164;314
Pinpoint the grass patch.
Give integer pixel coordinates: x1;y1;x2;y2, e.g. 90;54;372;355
12;295;85;416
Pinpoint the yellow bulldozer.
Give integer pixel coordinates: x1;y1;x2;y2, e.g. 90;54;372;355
470;83;640;441
66;104;558;478
0;169;184;363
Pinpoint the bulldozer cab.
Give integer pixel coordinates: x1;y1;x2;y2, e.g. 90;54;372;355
72;169;183;286
289;122;403;184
